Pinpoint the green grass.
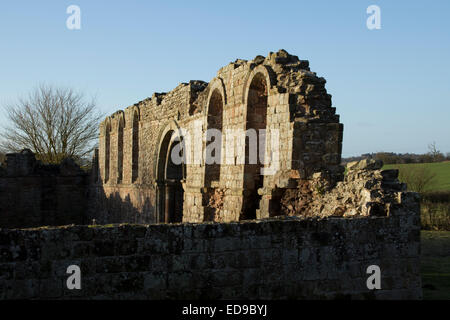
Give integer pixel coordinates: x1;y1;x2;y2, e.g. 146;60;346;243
421;230;450;299
384;161;450;192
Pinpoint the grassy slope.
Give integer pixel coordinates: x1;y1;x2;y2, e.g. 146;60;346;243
383;161;450;192
421;231;450;300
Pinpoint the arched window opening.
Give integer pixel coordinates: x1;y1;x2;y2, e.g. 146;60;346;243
204;89;224;222
205;89;223;187
242;73;268;220
104;122;111;183
117;118;124;183
132;111;139;182
156;130;184;223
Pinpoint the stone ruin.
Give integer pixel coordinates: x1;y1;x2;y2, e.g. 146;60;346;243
0;50;422;299
0;149;89;229
95;49;411;225
96;49;343;223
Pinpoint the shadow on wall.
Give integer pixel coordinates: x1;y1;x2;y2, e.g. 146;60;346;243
0;150;90;229
86;184;155;225
0;149;155;229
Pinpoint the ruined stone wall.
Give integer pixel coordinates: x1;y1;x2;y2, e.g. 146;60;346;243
0;201;422;299
96;83;208;224
0;150;89;229
96;50;343;225
278;159;411;220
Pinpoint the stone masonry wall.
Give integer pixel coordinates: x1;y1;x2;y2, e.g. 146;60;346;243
0;150;89;229
95;49;343;225
278;159;410;219
0;199;422;299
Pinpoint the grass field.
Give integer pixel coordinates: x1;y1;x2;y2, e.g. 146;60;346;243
383;161;450;230
382;163;450;299
383;161;450;192
421;231;450;300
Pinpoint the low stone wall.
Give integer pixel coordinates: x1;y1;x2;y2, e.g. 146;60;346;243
0;200;422;300
0;150;89;229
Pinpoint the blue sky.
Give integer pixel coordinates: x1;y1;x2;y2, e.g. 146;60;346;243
0;0;449;157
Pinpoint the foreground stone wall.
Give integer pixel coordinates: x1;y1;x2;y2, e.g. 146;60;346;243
0;150;90;229
0;199;422;300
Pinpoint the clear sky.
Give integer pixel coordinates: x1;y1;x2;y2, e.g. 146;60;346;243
0;0;449;157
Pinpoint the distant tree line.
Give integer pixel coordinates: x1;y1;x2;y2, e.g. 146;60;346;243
342;142;449;165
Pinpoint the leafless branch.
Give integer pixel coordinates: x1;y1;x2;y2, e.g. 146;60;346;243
0;84;103;164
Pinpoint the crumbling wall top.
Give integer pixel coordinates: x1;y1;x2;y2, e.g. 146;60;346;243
0;150;87;177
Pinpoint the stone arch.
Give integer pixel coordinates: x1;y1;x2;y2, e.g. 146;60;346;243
131;107;140;183
117;112;125;183
242;64;275;105
155;121;185;223
203;80;226;222
206;77;227;107
104;118;111;183
204;79;226;187
154;120;186;179
241;70;270;220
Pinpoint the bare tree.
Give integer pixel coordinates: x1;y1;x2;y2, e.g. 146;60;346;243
398;165;437;193
428;141;444;162
0;85;103;164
